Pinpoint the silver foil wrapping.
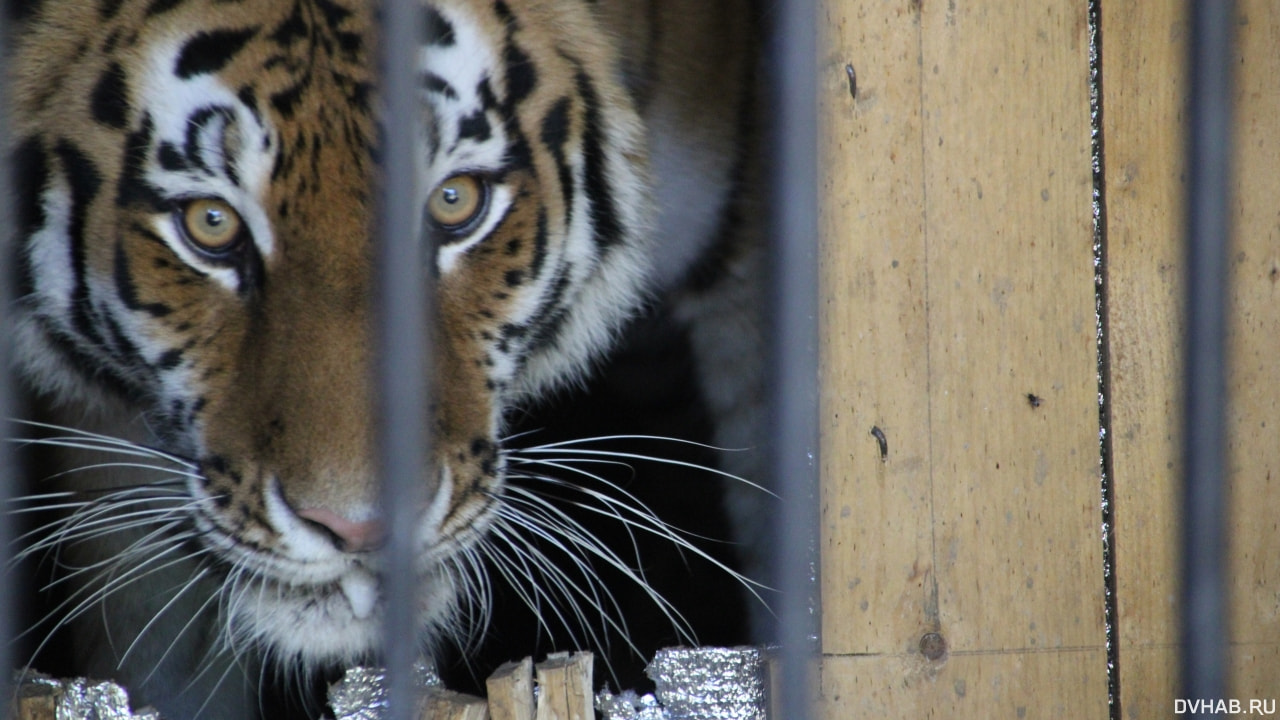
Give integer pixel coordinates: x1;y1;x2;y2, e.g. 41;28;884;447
11;672;161;720
326;660;441;720
595;689;667;720
597;646;770;720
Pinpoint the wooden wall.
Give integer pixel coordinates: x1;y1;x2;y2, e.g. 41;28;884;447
817;0;1280;715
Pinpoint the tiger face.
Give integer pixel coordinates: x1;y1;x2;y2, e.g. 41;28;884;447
10;0;652;670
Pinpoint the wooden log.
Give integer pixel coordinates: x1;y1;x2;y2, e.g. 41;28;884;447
420;689;490;720
11;683;57;720
486;657;535;720
533;652;593;720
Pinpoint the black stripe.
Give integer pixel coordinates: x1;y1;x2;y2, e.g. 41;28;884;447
114;240;174;317
102;308;147;369
573;70;622;249
145;0;185;17
425;6;455;46
539;97;574;230
523;263;573;355
116;115;167;211
158;142;190;172
458;109;492;143
12;137;48;298
269;2;308;47
97;0;122;19
36;317;140;402
503;41;536;105
157;348;184;370
492;0;514;24
184;106;235;176
237;86;263;125
14;137;49;241
530;207;548;278
91;63;130;128
53;140;108;347
312;0;351;30
423;73;458;100
270;83;307;119
175;28;257;79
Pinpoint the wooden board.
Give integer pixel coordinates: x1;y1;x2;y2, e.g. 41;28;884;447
1100;0;1185;711
818;0;1107;714
1103;0;1280;712
1222;0;1280;699
821;651;1104;718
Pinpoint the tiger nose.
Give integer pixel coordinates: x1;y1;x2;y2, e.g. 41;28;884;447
296;507;386;552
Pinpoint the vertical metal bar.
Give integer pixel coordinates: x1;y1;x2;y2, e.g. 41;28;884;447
1181;0;1235;706
0;6;17;705
377;0;430;718
766;0;820;717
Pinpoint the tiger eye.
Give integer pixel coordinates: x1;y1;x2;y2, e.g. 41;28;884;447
428;174;485;230
182;198;243;252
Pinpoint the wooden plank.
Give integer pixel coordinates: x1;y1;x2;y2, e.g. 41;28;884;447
1105;0;1280;711
917;0;1101;654
1099;0;1184;711
486;657;535;720
818;0;930;657
818;0;1107;713
820;651;1106;718
1224;0;1280;698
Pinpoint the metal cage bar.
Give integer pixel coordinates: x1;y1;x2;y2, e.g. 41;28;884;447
1181;0;1236;704
0;7;17;705
766;0;821;717
376;1;431;718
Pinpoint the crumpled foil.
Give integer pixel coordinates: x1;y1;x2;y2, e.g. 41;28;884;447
326;659;441;720
11;672;161;720
597;646;770;720
595;689;668;720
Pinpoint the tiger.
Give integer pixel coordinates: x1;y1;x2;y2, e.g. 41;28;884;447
4;0;764;717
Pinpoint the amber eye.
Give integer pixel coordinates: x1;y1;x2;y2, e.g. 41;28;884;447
427;174;486;231
181;198;243;252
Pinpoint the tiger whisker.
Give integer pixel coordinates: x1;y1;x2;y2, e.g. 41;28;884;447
21;537;207;666
14;493;195;561
12;506;188;566
482;517;623;655
9;420;198;468
497;487;687;651
518;474;770;605
145;566;232;689
123;565;214;668
511;443;777;498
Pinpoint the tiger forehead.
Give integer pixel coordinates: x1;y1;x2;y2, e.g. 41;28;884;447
131;0;378;127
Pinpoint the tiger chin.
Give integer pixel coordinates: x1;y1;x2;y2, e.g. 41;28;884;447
6;0;762;717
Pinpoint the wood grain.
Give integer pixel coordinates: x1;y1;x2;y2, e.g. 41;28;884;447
1101;0;1185;711
819;0;1106;713
1223;0;1280;699
532;653;593;720
486;657;535;720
